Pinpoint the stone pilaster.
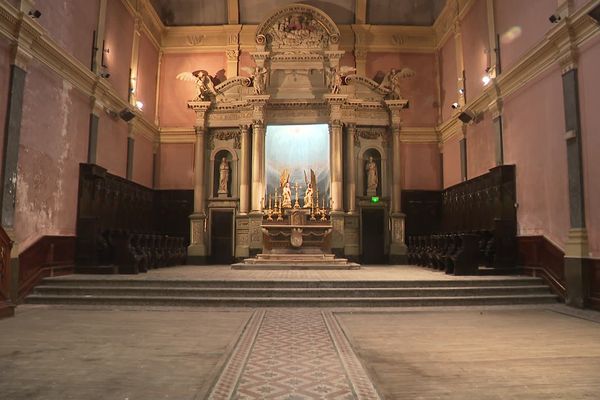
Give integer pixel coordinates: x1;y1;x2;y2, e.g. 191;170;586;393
239;124;251;215
345;123;357;214
187;101;212;264
385;100;409;263
324;94;347;213
225;26;241;78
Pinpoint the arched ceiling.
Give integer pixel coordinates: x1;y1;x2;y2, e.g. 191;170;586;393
149;0;447;27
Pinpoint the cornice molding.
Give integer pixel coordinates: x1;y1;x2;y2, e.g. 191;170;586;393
399;127;439;144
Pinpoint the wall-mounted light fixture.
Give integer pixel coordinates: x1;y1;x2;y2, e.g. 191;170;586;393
28;10;41;18
458;108;479;124
135;100;144;110
119;108;136;122
101;40;109;68
451;102;460;109
99;71;110;79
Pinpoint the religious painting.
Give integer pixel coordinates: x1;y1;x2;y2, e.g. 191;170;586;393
265;124;330;205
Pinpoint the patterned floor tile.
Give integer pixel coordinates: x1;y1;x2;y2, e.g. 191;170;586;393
208;309;380;400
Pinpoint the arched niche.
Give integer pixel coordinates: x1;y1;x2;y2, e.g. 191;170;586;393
211;149;238;198
361;148;384;198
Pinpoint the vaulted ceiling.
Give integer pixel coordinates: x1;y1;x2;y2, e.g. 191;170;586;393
149;0;447;27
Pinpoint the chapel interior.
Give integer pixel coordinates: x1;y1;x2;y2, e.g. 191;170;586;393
0;0;599;398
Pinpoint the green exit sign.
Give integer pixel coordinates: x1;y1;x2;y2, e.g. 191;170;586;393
371;196;380;203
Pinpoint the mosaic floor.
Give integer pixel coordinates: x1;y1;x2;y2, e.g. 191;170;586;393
208;309;381;400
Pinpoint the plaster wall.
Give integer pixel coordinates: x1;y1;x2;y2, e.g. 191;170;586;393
157;143;194;189
15;61;89;251
461;0;489;103
136;34;159;122
0;38;11;170
578;36;600;257
466;111;495;179
96;113;128;178
104;0;134;101
132;134;154;188
438;35;457;123
494;0;556;72
366;52;437;127
442;134;461;188
158;52;226;127
503;66;569;249
35;0;100;67
401;143;442;190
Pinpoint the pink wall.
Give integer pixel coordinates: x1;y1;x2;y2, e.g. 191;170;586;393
439;35;457;123
461;0;489;102
503;66;569;249
442;135;461;188
578;36;600;257
340;51;356;69
104;0;134;101
466;111;495;179
15;61;89;250
158;53;226;127
36;0;100;67
0;38;11;170
367;52;437;127
157;143;194;189
239;51;254;74
132;135;154;188
401;143;442;190
495;0;556;72
136;33;159;121
96;113;128;178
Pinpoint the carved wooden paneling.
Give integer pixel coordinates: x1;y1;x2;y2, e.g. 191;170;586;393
0;226;14;318
588;259;600;311
401;190;442;238
18;236;75;301
518;235;566;299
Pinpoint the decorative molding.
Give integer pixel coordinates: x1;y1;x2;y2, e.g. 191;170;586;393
209;129;241;150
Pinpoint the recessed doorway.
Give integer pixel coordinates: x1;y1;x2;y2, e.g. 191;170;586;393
210;210;234;264
361;208;386;264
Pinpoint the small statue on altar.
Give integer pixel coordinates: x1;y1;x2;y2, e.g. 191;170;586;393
218;157;229;196
303;169;316;208
365;156;378;196
280;169;292;208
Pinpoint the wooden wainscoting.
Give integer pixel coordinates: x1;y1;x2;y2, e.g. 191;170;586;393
18;236;75;301
0;226;14;318
518;236;566;299
588;259;600;311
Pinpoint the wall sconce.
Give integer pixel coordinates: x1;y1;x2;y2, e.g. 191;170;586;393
458;108;480;124
119;108;136;122
451;102;460;109
28;10;42;18
482;67;493;86
135;100;144;110
101;41;109;68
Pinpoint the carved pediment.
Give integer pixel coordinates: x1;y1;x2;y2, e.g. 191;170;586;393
255;4;340;52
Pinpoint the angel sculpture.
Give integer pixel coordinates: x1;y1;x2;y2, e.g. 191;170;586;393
326;66;356;94
176;69;218;101
303;169;317;209
241;66;268;95
378;67;415;99
280;169;292;209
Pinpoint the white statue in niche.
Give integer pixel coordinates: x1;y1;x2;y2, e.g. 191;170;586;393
218;157;229;197
176;69;218;101
378;67;415;99
365;156;378;196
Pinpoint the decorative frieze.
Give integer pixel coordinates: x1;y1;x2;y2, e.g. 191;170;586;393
209;129;241;149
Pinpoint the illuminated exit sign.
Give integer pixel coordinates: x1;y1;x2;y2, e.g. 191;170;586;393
370;196;380;203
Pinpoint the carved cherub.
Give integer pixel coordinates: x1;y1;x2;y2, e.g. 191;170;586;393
176;69;218;101
326;66;356;94
241;65;268;95
378;67;415;99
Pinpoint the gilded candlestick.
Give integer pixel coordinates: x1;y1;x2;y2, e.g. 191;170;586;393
293;182;300;209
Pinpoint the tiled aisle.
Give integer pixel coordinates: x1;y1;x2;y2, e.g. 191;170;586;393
208;309;380;400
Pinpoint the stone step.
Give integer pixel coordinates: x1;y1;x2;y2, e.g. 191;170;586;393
255;254;337;260
32;285;552;298
25;293;559;307
231;263;360;270
38;277;547;289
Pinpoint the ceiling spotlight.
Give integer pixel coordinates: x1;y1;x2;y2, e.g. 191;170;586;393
28;10;41;18
451;102;460;109
458;88;464;95
135;100;144;110
549;14;561;23
482;74;491;85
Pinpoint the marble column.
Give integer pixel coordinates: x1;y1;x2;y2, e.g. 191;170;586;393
187;101;211;264
239;124;250;215
329;121;343;212
251;121;265;212
385;100;409;263
345;124;357;214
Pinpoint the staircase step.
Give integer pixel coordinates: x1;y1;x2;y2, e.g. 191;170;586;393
25;293;559;307
33;285;552;298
